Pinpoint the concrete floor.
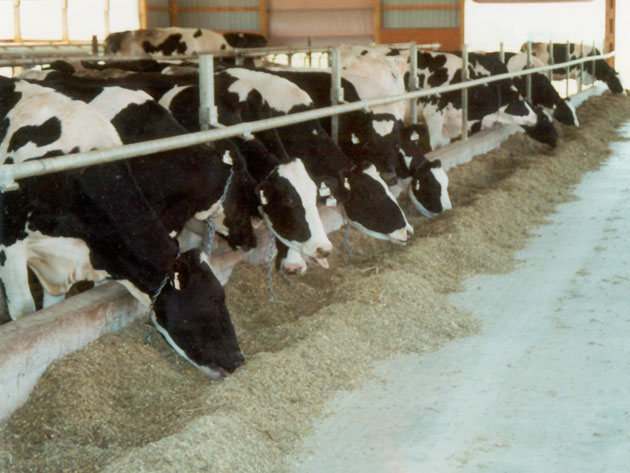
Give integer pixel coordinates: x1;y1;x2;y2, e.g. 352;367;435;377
286;122;630;473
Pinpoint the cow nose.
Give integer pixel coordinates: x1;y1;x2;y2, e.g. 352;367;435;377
315;247;331;259
233;352;245;369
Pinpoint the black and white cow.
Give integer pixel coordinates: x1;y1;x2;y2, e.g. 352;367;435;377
524;42;624;94
479;52;579;127
0;78;243;377
339;46;556;150
104;27;267;56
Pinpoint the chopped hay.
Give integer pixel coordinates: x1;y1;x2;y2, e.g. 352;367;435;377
1;93;629;473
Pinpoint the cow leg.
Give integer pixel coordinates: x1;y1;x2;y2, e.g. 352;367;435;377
0;241;36;319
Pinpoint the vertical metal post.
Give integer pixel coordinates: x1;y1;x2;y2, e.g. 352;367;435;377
235;49;243;66
548;39;553;82
461;44;469;142
330;48;343;144
287;52;294;67
526;41;532;101
592;40;597;88
408;42;418;124
578;41;585;92
91;35;99;55
565;40;570;98
198;55;218;130
499;41;505;64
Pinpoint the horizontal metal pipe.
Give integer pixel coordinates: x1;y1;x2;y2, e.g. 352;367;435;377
0;42;441;67
0;50;615;191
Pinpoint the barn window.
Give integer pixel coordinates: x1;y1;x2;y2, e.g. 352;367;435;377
0;0;138;43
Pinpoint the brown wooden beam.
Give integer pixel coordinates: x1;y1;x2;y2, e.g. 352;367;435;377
168;0;178;27
13;0;22;42
104;0;110;38
373;0;381;43
605;0;615;67
382;5;458;10
61;0;69;42
259;0;269;38
138;0;148;28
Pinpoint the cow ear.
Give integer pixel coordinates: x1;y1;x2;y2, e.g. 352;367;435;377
430;159;442;169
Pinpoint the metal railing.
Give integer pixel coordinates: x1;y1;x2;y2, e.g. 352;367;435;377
0;43;615;192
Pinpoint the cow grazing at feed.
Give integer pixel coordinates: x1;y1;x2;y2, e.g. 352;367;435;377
486;52;579;127
104;27;267;57
524;42;624;94
0;78;243;377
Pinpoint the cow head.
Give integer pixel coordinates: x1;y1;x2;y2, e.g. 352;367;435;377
218;150;259;251
598;64;624;94
341;112;403;185
523;106;558;148
256;158;332;261
151;249;243;379
553;98;579;127
409;159;452;218
338;161;413;244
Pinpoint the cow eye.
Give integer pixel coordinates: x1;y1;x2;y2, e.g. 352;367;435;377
283;194;295;207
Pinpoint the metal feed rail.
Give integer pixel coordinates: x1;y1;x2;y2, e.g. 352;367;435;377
0;42;441;67
0;48;615;192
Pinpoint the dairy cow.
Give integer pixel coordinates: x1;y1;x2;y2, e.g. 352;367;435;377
0;78;243;377
486;52;579;127
104;27;267;56
524;42;624;94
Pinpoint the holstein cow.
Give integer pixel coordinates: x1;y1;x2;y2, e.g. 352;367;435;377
483;52;579;127
104;27;267;56
339;46;556;150
0;78;243;377
524;42;624;94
